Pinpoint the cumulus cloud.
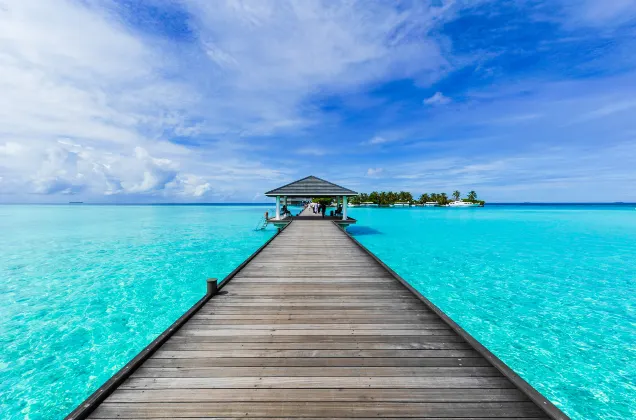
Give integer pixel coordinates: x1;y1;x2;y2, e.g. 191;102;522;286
0;0;281;201
423;92;451;105
0;0;464;201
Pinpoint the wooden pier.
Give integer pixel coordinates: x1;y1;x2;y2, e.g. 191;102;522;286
68;219;568;419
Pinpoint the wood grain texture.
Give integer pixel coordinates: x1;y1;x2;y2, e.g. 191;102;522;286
86;219;557;419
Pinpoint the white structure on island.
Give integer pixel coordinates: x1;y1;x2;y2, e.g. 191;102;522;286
264;176;358;227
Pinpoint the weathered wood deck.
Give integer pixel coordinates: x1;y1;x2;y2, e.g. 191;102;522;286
70;219;568;419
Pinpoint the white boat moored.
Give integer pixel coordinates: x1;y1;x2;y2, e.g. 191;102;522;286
447;201;481;207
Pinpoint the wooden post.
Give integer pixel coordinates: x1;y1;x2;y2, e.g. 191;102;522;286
206;278;218;296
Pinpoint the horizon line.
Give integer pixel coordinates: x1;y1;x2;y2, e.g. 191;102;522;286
1;202;635;205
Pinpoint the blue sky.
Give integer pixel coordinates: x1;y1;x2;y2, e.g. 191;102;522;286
0;0;635;202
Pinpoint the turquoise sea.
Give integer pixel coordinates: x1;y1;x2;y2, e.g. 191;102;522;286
0;205;275;419
1;204;635;419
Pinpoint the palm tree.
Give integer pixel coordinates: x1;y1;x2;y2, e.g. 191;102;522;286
419;193;430;204
439;193;449;205
467;191;477;202
398;191;413;203
452;190;460;201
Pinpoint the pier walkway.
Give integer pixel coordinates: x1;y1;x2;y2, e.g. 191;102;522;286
71;219;567;419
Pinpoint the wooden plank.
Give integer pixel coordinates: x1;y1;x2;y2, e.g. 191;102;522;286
131;366;501;378
229;278;395;283
174;328;456;336
200;303;428;309
106;388;529;403
90;402;546;418
152;349;481;358
189;314;441;322
166;335;469;344
195;309;435;315
119;376;517;389
93;417;548;420
160;341;473;351
181;323;451;330
143;356;489;368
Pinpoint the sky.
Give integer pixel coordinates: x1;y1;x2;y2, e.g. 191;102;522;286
0;0;635;203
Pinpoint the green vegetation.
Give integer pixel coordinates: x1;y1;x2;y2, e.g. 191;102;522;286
349;190;485;206
350;191;413;206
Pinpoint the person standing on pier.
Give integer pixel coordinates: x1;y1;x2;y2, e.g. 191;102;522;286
321;203;326;218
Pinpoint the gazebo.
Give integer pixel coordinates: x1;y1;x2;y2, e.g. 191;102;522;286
265;175;358;224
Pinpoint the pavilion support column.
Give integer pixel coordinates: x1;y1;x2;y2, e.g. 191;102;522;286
276;196;281;220
343;196;348;220
284;196;288;206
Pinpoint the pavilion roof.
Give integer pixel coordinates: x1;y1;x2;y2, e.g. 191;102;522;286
265;176;358;197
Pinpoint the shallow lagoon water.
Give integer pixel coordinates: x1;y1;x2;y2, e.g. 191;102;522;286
1;204;634;419
348;204;636;420
0;205;275;419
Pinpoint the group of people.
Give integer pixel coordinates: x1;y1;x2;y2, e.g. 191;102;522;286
308;201;327;217
303;201;344;218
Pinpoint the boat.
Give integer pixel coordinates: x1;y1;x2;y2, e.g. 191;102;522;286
424;202;439;207
447;200;481;207
393;202;411;207
359;202;378;207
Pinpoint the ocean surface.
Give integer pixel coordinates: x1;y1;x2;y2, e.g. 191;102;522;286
1;204;634;419
348;204;636;420
0;205;275;419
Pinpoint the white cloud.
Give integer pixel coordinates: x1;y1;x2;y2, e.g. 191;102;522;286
572;99;636;123
363;135;405;146
423;91;451;105
0;142;23;156
0;0;288;201
560;0;636;27
0;0;478;201
366;167;384;177
369;136;390;145
181;0;458;135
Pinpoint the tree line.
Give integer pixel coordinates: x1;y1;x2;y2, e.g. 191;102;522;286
349;190;482;206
